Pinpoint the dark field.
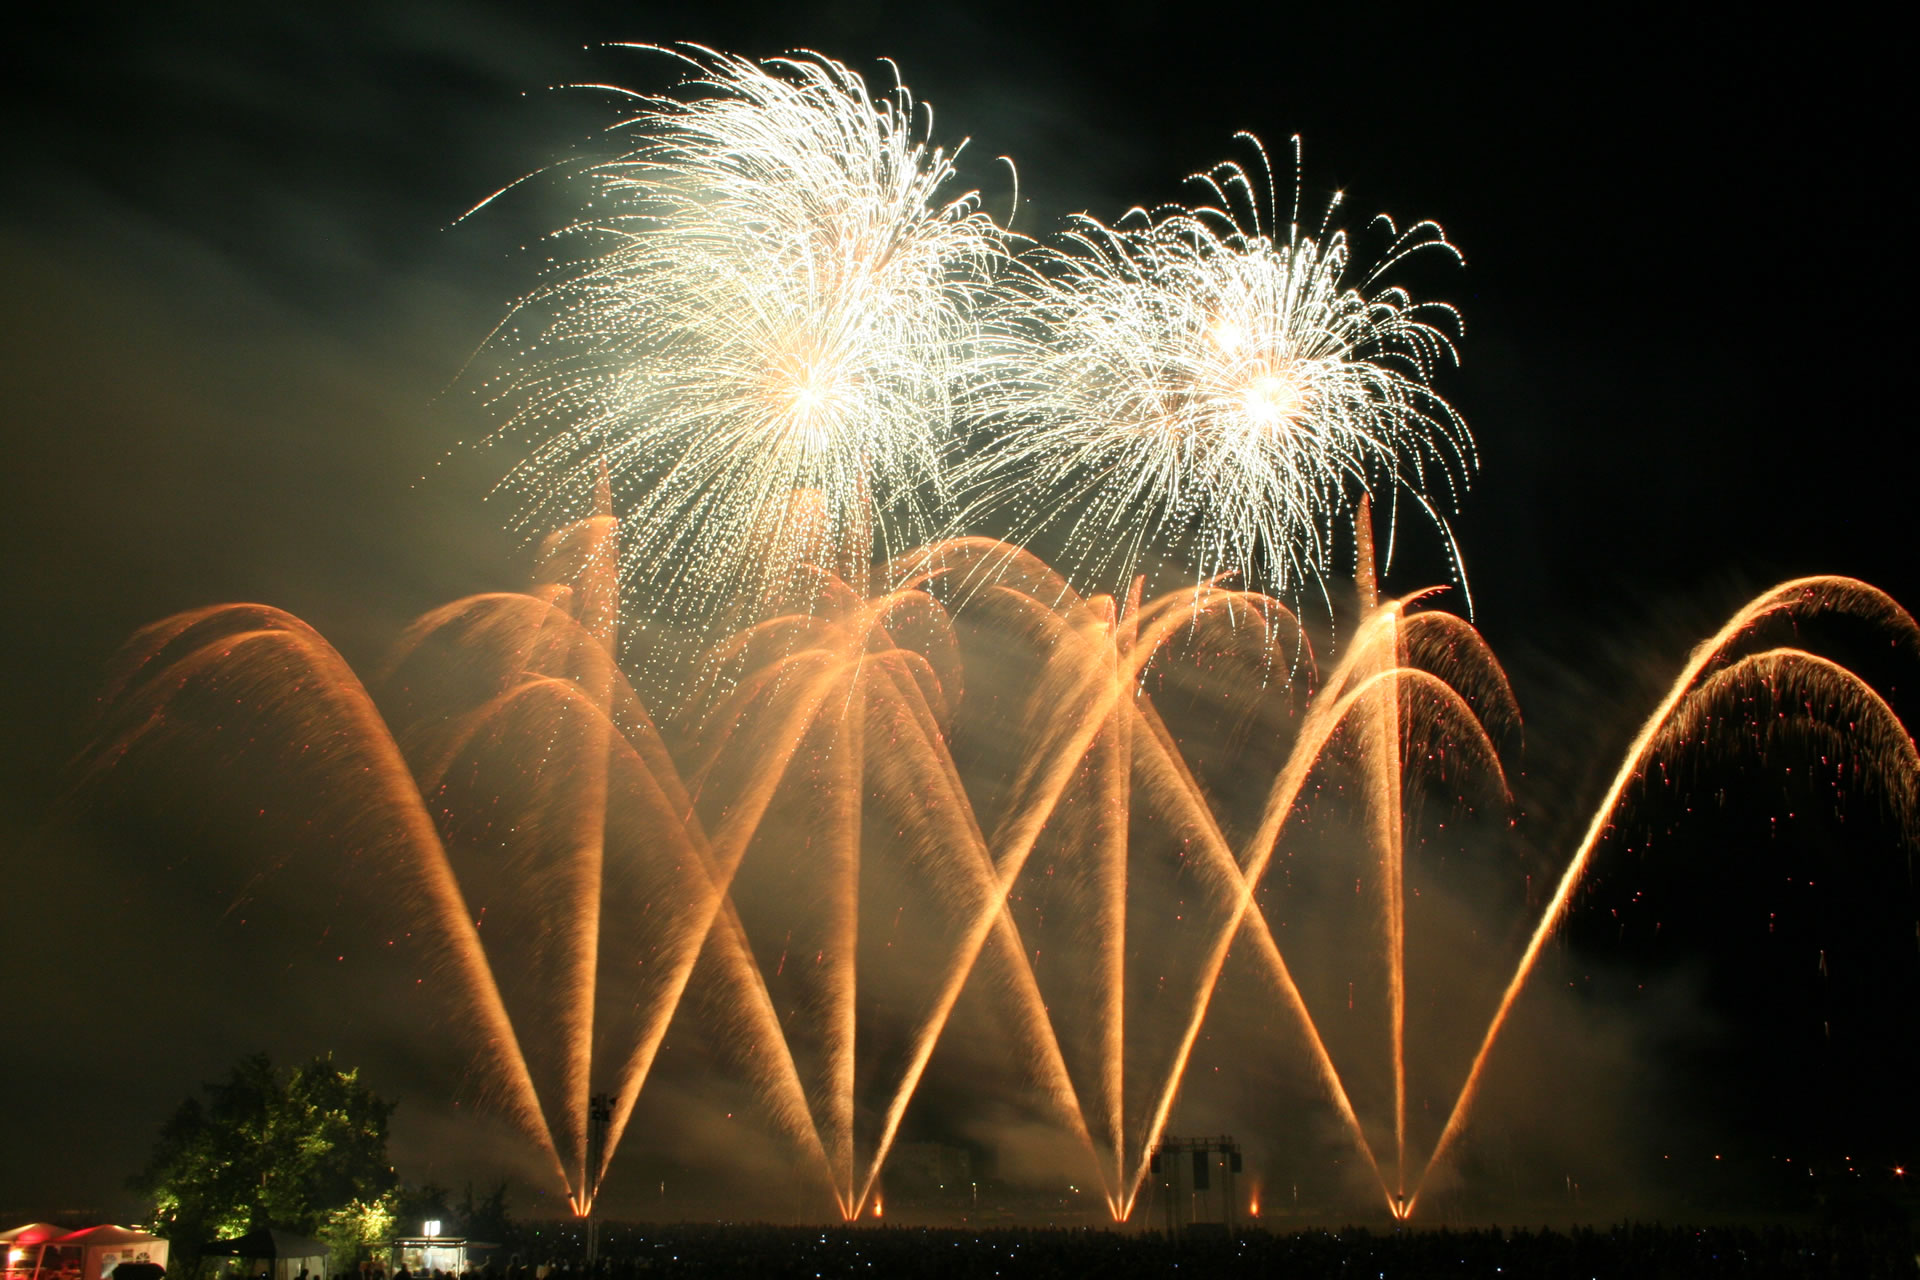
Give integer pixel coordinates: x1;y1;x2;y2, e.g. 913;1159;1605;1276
472;1220;1918;1278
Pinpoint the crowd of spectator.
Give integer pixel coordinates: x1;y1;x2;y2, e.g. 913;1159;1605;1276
383;1220;1917;1279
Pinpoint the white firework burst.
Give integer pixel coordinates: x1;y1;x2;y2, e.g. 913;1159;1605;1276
481;45;1010;627
962;134;1473;608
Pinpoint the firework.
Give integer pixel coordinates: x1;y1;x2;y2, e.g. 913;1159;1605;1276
481;45;1009;626
961;135;1473;606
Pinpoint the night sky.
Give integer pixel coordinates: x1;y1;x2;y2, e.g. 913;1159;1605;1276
2;2;1911;1227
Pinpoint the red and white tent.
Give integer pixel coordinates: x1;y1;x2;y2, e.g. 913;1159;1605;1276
55;1227;168;1280
1;1226;167;1280
2;1225;72;1280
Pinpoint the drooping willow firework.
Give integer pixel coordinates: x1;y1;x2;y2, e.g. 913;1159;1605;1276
960;135;1474;609
480;45;1010;627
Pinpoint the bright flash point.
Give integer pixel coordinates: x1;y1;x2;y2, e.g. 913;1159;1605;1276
1242;370;1308;427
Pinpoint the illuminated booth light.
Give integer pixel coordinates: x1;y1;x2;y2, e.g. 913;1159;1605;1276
387;1237;497;1277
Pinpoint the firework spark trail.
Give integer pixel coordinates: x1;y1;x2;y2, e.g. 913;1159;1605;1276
379;589;679;778
595;719;840;1210
1125;606;1510;1219
602;580;1106;1218
854;580;1303;1216
1397;610;1522;737
550;543;845;1201
857;654;1112;1216
1025;588;1139;1198
1355;504;1409;1200
1409;580;1920;1212
390;522;625;1212
559;512;616;1208
676;594;896;788
826;666;864;1208
401;659;838;1212
381;571;899;1214
383;593;591;703
961;135;1471;607
411;672;613;1202
1131;661;1505;1218
392;600;674;806
975;580;1154;1183
931;568;1427;1216
597;652;851;1194
1096;598;1132;1204
1113;625;1391;1207
1126;697;1389;1208
412;671;840;1212
591;587;981;1219
992;574;1286;1205
704;897;841;1205
80;608;569;1190
484;46;1009;631
852;622;1143;1215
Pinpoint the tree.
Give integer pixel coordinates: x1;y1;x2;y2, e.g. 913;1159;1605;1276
454;1180;512;1244
132;1054;397;1277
